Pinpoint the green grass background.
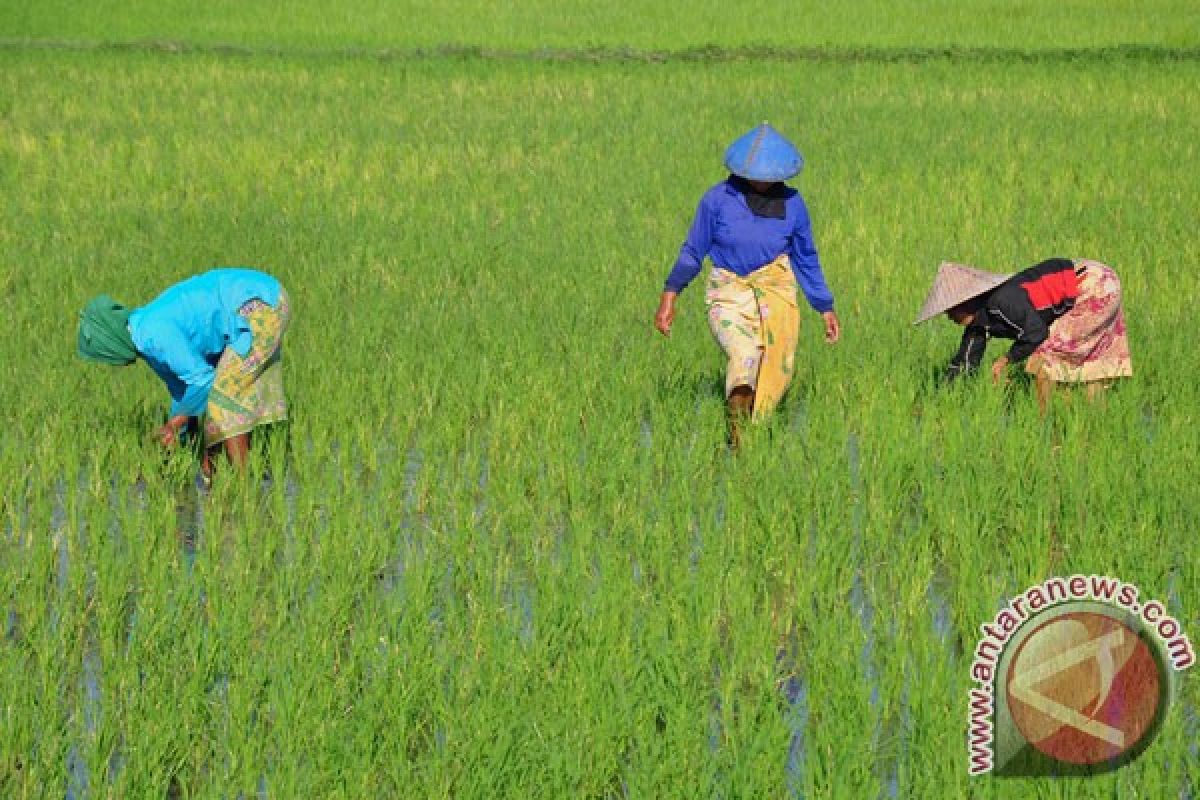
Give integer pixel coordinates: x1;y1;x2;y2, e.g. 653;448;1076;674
3;0;1200;50
1;6;1198;799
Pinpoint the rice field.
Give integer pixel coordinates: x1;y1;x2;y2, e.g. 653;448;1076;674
1;4;1199;798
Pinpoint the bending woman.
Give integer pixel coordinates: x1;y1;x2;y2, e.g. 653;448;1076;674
654;123;841;446
78;268;290;475
914;258;1132;407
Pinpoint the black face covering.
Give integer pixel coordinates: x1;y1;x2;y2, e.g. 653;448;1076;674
729;175;788;219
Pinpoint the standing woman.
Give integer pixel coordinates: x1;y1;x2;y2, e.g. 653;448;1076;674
77;268;290;475
914;258;1132;408
654;123;841;446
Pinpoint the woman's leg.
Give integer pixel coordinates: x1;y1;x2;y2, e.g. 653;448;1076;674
202;433;251;476
1027;355;1054;416
706;269;763;449
222;432;251;470
1035;370;1054;416
728;385;755;450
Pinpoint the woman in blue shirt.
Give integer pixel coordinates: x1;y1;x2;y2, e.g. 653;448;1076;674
78;268;291;476
654;124;840;447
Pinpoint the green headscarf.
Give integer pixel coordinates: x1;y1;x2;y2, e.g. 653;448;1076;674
77;295;137;365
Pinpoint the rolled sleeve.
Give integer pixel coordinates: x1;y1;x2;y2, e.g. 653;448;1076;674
664;194;715;294
990;297;1048;363
142;331;217;418
788;198;834;312
169;374;215;418
168;354;215;417
947;326;988;380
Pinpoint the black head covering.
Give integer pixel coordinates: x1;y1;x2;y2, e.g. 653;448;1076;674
729;175;789;219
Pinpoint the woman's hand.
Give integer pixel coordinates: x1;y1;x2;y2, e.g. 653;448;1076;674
991;355;1011;385
655;292;678;337
822;311;841;344
156;415;190;448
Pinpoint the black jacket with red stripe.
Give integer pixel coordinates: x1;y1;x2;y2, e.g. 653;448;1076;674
947;258;1083;378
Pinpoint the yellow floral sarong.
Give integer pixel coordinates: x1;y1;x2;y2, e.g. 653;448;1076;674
704;255;800;418
203;290;291;446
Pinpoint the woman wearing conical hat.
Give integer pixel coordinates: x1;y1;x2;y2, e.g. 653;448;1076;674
654;123;841;446
914;258;1132;407
77;268;290;477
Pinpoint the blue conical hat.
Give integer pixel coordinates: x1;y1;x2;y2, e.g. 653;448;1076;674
723;123;803;182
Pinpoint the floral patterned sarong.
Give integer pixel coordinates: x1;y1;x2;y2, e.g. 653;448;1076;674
704;254;800;418
204;289;291;445
1026;261;1132;384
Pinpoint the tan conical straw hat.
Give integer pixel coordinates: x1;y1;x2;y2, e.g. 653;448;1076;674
913;262;1011;324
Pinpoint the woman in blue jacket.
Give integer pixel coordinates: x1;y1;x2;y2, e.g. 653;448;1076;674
654;123;840;446
78;268;290;475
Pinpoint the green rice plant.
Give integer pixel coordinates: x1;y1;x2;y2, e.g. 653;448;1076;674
4;0;1200;51
0;27;1198;798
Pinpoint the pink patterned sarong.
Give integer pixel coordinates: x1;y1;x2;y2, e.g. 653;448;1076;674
1027;260;1132;383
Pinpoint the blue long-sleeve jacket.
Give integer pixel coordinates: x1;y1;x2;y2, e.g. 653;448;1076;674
127;268;282;417
664;178;835;312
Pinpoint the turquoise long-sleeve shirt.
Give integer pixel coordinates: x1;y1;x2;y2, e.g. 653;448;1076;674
128;268;282;417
